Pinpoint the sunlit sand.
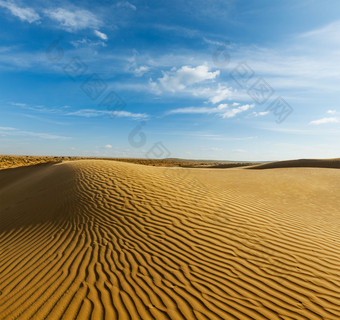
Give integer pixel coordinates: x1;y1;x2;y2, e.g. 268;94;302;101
0;159;339;319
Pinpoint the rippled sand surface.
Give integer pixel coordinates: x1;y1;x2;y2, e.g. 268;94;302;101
0;160;339;319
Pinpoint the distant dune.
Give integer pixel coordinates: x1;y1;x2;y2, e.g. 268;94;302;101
0;155;259;170
247;158;340;169
0;155;74;170
0;160;340;319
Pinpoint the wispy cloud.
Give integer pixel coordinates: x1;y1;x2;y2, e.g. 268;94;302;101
202;37;225;46
0;126;16;130
309;117;339;125
10;102;27;107
11;103;67;114
94;30;108;40
134;65;149;77
221;104;255;118
10;103;148;120
309;109;340;125
66;109;148;120
166;106;217;115
249;111;269;117
21;114;69;126
0;0;40;23
44;7;101;32
70;38;107;48
167;103;255;119
299;20;340;46
0;126;69;139
327;109;338;115
208;84;233;104
116;1;136;11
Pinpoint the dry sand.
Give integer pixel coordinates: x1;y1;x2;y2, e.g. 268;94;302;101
0;160;339;319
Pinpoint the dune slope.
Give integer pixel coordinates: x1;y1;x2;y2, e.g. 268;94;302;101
0;160;340;319
248;158;340;170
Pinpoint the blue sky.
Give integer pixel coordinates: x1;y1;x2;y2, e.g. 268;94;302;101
1;0;340;161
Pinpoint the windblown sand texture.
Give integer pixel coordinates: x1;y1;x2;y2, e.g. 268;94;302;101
0;160;340;319
248;158;340;170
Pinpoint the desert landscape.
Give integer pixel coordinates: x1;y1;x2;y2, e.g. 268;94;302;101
1;0;340;319
0;158;339;319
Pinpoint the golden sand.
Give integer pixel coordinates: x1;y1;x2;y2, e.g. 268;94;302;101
0;160;339;319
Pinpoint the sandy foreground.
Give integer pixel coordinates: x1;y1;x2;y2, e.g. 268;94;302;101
0;160;339;319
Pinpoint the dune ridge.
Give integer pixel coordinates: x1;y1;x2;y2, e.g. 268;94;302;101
0;160;340;319
247;158;340;170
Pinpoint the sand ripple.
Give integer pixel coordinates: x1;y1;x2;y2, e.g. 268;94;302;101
0;160;340;319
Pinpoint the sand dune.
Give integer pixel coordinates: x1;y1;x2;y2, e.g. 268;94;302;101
248;158;340;170
0;160;340;319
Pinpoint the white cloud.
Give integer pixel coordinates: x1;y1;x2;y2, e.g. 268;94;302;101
8;103;148;120
327;109;337;115
167;103;255;119
251;111;269;117
45;8;100;32
94;30;108;40
221;104;255;118
147;64;236;104
66;109;148;120
309;109;340;125
116;1;136;11
299;20;340;45
111;110;148;119
155;65;220;93
104;144;112;149
202;37;225;46
11;102;27;107
209;84;233;104
309;117;339;125
0;126;69;139
217;104;228;110
167;107;217;115
70;38;107;48
20;131;69;139
148;64;234;105
0;0;40;23
0;126;16;130
134;65;149;76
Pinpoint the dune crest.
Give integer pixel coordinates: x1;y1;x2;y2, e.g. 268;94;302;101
248;158;340;169
1;160;340;319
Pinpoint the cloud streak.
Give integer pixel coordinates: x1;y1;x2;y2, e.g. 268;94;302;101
116;1;136;11
0;0;40;23
309;117;339;125
66;109;148;120
0;126;69;139
166;103;255;119
44;7;101;32
94;30;108;40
